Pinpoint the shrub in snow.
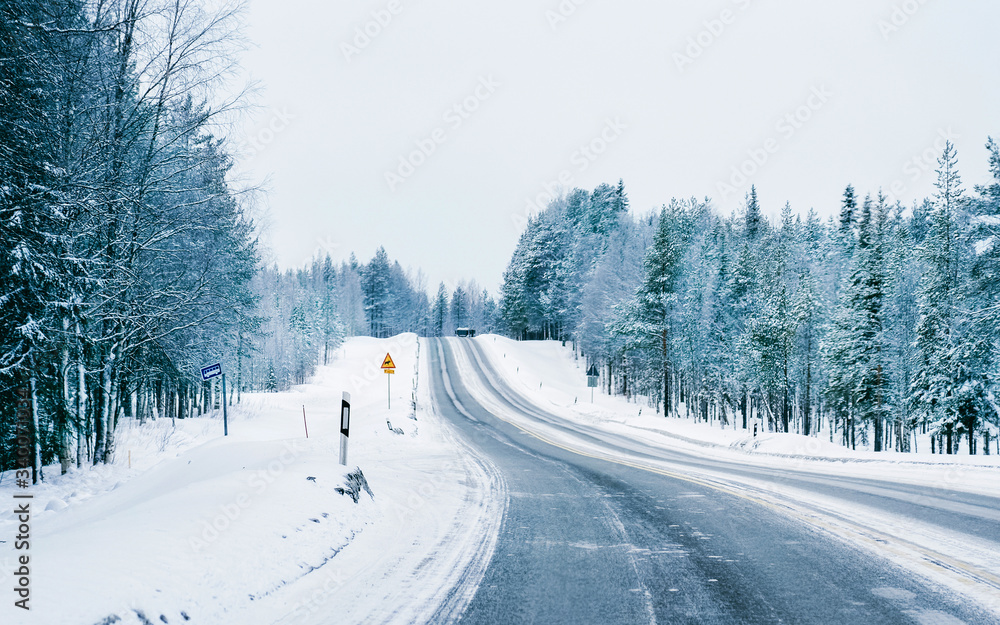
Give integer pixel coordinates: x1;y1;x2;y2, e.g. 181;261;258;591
335;468;374;503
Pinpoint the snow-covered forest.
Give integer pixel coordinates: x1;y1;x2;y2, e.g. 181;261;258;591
498;146;1000;455
0;0;264;475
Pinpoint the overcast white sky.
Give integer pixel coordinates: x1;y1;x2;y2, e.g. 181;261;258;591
229;0;1000;293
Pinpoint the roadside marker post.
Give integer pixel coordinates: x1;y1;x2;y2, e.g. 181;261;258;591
381;353;396;409
201;362;227;436
340;392;351;465
302;405;309;439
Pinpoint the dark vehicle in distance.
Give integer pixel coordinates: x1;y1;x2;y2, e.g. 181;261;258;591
456;328;476;337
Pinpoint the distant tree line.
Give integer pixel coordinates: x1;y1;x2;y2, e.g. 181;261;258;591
499;146;1000;455
247;249;500;394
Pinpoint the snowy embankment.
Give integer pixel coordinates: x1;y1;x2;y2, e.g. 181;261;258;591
0;334;504;625
473;335;1000;496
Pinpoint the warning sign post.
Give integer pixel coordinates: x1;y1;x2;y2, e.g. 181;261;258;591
381;353;395;409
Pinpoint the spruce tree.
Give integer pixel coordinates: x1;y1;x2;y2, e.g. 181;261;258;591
745;186;762;242
852;193;891;449
840;185;857;236
631;204;690;414
432;283;449;337
362;247;392;338
911;142;964;453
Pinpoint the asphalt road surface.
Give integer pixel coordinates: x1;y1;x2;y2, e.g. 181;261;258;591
426;337;1000;625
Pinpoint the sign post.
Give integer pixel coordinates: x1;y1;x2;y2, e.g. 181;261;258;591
586;364;599;403
340;392;351;465
381;353;396;409
201;363;227;436
221;373;229;436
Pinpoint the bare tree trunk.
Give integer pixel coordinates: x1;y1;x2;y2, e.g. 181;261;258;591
741;388;747;430
60;324;72;474
138;379;147;424
94;367;106;463
30;372;43;483
804;331;813;436
237;331;243;403
107;364;119;459
94;344;115;464
77;355;86;469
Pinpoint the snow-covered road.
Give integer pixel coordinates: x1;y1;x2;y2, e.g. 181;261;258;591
431;336;1000;624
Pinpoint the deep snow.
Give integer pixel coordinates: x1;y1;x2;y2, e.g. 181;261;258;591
0;334;504;625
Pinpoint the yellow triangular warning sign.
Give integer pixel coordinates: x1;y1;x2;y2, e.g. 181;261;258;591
381;353;396;369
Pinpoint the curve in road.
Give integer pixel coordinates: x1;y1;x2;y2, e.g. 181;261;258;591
427;337;1000;625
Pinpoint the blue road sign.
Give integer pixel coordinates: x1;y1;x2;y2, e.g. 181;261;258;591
201;363;222;381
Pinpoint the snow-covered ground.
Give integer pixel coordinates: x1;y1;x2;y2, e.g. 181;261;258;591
0;334;504;625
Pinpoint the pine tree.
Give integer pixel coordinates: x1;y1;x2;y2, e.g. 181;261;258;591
959;137;1000;454
622;203;694;413
792;267;822;435
911;142;964;453
745;186;762;242
853;194;891;448
840;185;857;236
362;247;392;338
451;286;468;331
884;206;920;451
432;283;449;337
